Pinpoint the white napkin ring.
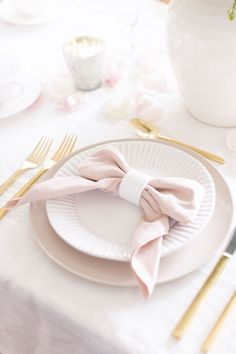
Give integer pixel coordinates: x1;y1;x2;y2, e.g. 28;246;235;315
119;169;150;206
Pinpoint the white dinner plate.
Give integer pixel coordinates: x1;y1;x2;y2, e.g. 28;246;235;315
0;71;41;120
46;141;215;261
30;138;234;286
0;1;56;26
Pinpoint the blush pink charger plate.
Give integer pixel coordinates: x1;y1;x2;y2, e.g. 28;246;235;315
30;138;234;286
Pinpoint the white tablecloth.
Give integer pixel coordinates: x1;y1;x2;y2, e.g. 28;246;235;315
0;1;236;353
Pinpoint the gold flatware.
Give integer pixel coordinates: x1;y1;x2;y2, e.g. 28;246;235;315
201;290;236;353
172;228;236;339
0;137;52;195
0;133;78;220
130;118;225;164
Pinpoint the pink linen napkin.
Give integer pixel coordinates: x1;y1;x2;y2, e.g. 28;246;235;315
7;147;204;297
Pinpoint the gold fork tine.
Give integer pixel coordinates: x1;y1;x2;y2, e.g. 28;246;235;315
65;133;77;154
59;134;73;159
67;134;78;154
33;137;49;158
53;133;70;161
30;137;46;157
39;138;53;160
0;136;53;195
56;133;72;160
60;134;77;160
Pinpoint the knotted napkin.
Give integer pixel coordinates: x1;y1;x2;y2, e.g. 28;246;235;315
7;147;205;297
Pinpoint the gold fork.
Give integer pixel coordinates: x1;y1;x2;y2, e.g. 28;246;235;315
0;137;53;195
0;133;78;220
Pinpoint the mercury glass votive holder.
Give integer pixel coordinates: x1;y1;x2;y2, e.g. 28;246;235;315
63;36;105;91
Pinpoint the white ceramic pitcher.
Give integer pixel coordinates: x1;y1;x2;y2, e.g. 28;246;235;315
167;0;236;127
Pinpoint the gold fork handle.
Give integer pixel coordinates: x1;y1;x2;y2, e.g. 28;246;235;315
156;135;225;164
14;168;47;198
0;168;47;220
0;169;25;195
172;254;231;339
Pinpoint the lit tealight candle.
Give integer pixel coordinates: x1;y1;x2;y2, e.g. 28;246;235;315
63;36;105;91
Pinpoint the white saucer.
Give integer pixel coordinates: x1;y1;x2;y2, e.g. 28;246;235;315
30;138;234;287
0;1;55;26
0;71;41;120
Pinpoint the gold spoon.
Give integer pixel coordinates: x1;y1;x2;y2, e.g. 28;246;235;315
130;118;225;164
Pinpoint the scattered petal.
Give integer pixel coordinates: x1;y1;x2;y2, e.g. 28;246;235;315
102;92;136;120
102;89;165;123
63;92;86;111
102;64;121;87
46;74;76;105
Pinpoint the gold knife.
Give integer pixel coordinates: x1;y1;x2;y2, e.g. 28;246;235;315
201;290;236;353
172;228;236;339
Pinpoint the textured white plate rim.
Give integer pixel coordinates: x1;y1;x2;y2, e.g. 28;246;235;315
46;140;215;261
0;71;41;119
30;138;234;287
0;1;56;26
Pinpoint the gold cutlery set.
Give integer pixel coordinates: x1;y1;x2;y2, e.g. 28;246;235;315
0;133;78;219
